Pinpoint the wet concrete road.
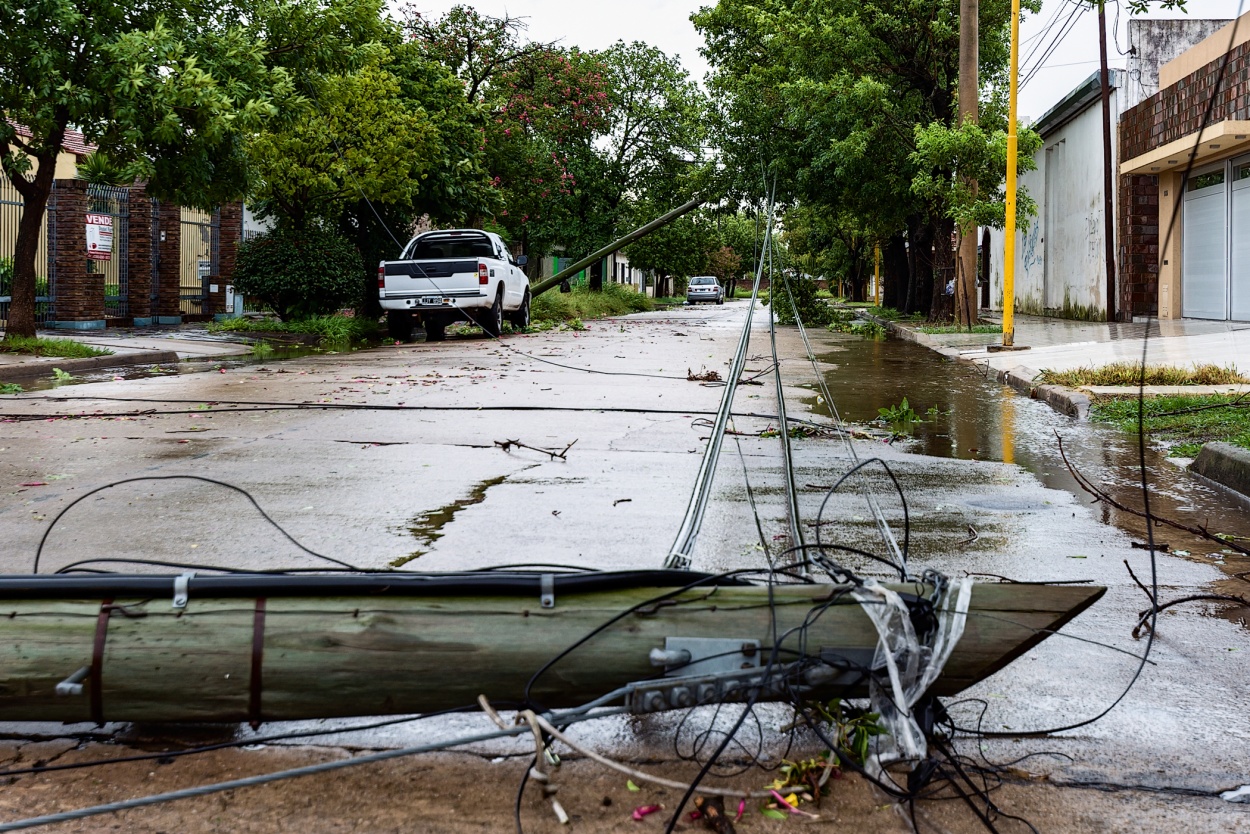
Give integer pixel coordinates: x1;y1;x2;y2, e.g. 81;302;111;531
0;302;1247;832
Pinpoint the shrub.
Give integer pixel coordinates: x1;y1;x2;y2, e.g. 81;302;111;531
233;225;364;321
530;282;654;327
0;259;50;299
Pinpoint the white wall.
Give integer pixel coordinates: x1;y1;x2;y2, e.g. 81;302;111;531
987;89;1118;320
1125;18;1233;111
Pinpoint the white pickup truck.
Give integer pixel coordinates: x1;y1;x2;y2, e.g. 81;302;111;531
378;229;531;342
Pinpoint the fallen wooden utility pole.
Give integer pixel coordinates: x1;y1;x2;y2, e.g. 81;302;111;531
0;571;1102;724
529;196;706;298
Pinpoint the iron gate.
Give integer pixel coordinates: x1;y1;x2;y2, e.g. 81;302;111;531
180;207;219;316
87;184;129;319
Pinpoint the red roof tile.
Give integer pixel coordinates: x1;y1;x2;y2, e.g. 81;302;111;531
10;123;98;157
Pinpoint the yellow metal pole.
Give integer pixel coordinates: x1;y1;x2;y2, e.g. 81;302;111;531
874;244;881;306
1002;0;1020;347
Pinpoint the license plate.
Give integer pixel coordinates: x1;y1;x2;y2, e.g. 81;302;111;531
421;296;441;305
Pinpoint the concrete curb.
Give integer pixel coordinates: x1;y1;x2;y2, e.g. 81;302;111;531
0;349;180;383
858;312;1092;419
1190;442;1250;503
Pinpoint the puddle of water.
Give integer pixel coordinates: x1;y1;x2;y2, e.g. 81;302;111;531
391;475;508;567
805;333;1250;563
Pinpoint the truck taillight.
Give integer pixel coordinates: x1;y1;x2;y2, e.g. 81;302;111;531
478;263;489;284
377;266;385;290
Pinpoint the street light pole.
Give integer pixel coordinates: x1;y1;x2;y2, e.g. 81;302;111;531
1002;0;1021;347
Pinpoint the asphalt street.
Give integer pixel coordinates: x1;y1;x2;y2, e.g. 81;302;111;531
0;301;1246;833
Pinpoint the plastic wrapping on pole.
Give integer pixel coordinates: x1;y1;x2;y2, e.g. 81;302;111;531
853;576;972;769
1002;0;1021;347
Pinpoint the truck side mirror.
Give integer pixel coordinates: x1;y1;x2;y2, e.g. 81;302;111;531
516;255;528;266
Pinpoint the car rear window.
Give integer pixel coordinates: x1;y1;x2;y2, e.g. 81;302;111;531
407;236;495;260
690;277;715;285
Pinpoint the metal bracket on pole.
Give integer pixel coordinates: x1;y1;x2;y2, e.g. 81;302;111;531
540;574;555;609
55;666;91;696
172;572;195;610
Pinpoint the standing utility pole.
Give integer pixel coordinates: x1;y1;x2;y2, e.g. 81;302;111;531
957;0;980;328
1098;2;1118;321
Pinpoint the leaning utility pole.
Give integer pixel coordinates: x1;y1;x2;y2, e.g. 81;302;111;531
957;0;980;327
530;196;706;298
1097;2;1118;321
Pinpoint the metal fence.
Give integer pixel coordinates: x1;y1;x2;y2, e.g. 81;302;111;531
87;184;129;319
180;206;219;316
0;179;55;329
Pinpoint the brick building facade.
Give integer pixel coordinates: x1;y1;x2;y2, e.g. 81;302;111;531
1118;13;1250;321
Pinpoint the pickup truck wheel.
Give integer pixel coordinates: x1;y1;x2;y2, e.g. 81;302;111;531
425;317;446;342
482;289;504;337
510;291;531;329
386;311;415;342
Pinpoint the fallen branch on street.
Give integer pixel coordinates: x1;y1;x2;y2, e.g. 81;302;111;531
494;438;577;461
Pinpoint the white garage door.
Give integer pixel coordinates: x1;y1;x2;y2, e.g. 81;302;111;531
1231;158;1250;321
1182;168;1228;320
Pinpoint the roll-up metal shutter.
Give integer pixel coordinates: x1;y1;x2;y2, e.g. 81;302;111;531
1231;158;1250;322
1182;169;1228;320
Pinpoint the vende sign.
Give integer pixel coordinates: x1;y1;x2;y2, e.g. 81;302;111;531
85;213;113;261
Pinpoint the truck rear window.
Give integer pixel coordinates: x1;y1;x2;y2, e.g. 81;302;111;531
406;236;496;260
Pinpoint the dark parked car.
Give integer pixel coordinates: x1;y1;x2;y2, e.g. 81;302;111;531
686;275;724;305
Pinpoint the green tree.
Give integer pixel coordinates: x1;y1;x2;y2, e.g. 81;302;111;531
910;119;1042;234
624;202;714;297
409;6;612;268
693;0;1037;318
248;58;442;230
0;0;302;338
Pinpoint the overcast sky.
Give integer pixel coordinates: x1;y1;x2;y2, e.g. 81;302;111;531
407;0;1248;120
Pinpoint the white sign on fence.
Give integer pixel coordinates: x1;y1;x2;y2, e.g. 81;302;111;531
85;213;113;261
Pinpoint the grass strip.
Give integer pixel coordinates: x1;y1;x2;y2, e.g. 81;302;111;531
530;283;655;330
916;324;1003;334
1090;393;1250;457
1037;362;1248;387
208;314;380;342
0;336;112;358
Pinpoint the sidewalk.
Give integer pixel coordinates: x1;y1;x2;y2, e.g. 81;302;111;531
0;326;254;383
871;313;1250;415
870;312;1250;498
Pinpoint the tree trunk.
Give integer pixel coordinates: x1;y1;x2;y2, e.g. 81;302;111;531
904;216;934;315
589;258;603;292
957;0;980;328
883;233;908;310
930;217;956;322
346;206;383;319
4;157;58;340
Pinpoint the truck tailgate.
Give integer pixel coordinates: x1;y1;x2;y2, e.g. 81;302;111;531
382;260;480;297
